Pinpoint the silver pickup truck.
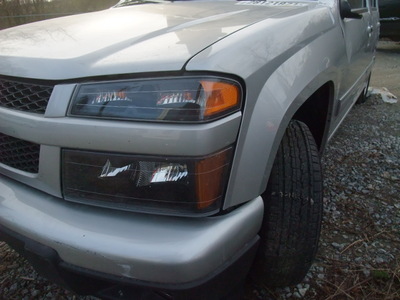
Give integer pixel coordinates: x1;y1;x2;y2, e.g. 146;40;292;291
0;0;379;299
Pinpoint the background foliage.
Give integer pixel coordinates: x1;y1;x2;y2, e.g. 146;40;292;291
0;0;119;29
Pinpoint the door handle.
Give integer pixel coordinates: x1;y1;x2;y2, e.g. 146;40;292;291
367;26;374;33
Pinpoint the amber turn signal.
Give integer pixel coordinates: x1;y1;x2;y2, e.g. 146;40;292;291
201;81;241;117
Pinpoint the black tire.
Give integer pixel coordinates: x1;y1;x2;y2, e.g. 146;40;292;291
252;120;323;287
356;73;371;104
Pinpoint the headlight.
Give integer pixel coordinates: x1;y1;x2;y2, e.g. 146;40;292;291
62;147;233;216
69;76;242;122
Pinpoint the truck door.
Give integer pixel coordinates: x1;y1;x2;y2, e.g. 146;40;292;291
335;0;375;122
368;0;380;49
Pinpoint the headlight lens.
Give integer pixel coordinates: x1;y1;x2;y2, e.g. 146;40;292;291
69;77;242;122
62;147;233;216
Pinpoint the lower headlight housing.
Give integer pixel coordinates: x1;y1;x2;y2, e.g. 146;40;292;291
62;147;233;216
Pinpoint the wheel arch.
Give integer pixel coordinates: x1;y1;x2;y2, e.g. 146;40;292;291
224;73;336;210
258;79;335;194
292;81;335;153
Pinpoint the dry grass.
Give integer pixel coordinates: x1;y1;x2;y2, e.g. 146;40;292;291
245;257;400;300
316;258;400;300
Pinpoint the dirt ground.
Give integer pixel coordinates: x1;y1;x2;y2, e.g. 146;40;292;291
371;41;400;96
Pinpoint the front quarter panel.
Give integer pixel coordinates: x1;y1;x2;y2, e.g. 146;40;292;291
186;3;343;209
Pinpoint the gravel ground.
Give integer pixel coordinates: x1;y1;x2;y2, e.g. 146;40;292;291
1;42;399;300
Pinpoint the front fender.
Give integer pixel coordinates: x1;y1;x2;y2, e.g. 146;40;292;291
186;6;345;209
226;49;340;209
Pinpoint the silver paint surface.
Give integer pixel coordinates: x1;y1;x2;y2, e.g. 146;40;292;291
0;0;378;284
0;175;263;283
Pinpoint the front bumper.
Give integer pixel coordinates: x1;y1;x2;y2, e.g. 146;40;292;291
0;174;263;298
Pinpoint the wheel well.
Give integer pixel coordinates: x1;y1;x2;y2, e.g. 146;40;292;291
292;82;334;151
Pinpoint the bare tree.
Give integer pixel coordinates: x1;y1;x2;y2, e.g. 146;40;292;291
31;0;45;14
0;0;118;29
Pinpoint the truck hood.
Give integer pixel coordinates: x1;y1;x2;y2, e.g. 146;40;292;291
0;1;311;80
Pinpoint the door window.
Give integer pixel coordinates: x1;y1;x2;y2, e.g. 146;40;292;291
348;0;367;9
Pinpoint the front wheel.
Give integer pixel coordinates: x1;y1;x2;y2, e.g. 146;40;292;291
252;120;323;287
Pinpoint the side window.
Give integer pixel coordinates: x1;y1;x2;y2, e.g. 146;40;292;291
348;0;367;9
370;0;378;9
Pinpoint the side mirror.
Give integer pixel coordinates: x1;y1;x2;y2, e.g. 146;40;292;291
340;0;366;19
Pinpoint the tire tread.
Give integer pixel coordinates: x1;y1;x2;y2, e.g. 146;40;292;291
254;120;323;287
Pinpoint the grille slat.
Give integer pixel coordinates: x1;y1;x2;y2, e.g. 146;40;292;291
0;79;53;113
0;133;40;173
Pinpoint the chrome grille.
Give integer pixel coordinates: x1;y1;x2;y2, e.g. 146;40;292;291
0;133;40;173
0;78;53;113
